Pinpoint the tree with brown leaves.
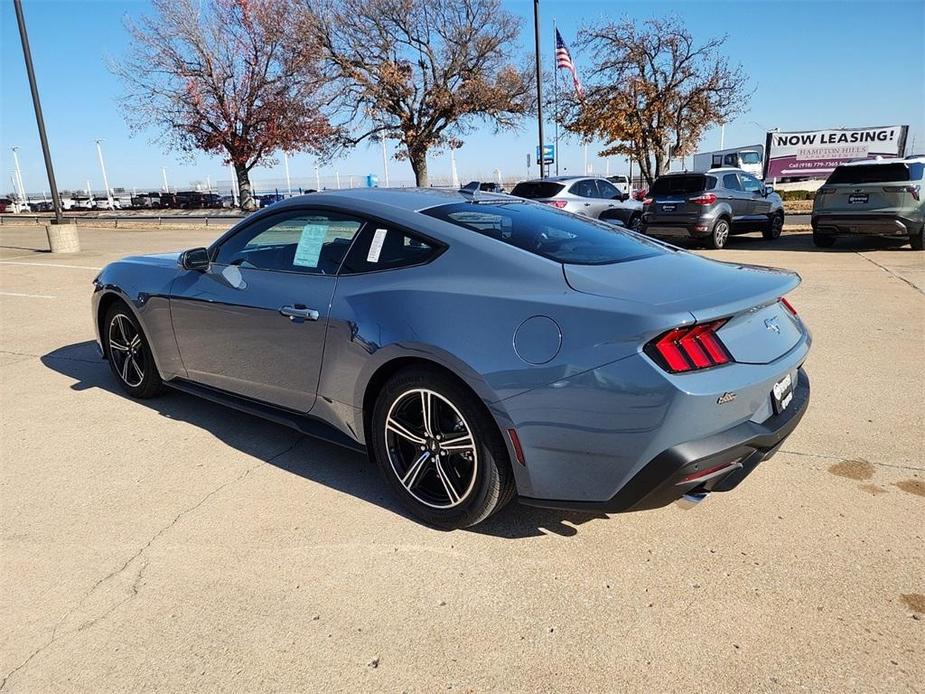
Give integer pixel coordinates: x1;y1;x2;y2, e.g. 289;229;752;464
562;16;750;185
114;0;337;209
311;0;533;187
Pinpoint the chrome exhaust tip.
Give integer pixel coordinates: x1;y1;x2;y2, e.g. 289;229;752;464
676;492;709;510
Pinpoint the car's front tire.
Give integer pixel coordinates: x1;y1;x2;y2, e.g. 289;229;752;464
103;302;164;398
706;218;730;249
371;367;515;529
763;212;784;240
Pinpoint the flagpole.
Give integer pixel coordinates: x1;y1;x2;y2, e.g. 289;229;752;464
553;18;559;176
533;0;545;179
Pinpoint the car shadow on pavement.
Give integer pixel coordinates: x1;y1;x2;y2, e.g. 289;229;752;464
41;341;608;539
658;231;911;253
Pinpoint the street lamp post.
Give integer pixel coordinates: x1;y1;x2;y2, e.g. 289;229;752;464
13;0;65;226
533;0;546;179
380;137;390;187
161;167;170;194
283;151;292;196
95;139;114;207
10;146;26;206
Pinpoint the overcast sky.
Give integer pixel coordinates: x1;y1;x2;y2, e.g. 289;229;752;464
1;0;923;194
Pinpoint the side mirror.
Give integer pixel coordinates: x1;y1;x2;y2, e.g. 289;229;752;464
179;247;210;271
763;184;774;196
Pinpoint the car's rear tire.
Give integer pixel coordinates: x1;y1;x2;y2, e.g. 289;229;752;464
910;225;924;251
812;230;836;248
763;212;784;240
370;367;516;529
103;302;164;398
706;218;730;249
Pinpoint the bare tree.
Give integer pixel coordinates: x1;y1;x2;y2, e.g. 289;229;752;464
113;0;337;209
311;0;533;187
561;16;750;185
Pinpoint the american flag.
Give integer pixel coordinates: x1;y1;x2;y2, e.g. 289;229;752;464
555;29;584;98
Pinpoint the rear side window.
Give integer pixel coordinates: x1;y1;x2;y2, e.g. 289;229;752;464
569;179;598;198
510;181;565;199
827;163;923;184
740;151;761;164
649;175;706;195
339;225;439;274
421;202;665;265
723;173;742;191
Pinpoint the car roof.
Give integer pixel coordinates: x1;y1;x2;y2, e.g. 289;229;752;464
518;176;609;184
267;187;469;214
839;156;925;167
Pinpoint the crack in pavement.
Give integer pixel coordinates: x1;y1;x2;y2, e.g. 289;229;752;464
779;448;922;472
854;252;924;297
0;435;305;691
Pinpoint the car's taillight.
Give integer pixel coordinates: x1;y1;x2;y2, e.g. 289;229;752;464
642;197;653;205
779;297;798;315
545;199;568;209
882;184;920;201
689;193;717;205
645;320;732;373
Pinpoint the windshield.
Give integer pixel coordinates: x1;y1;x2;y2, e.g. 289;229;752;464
740;151;761;164
421;202;665;265
827;162;923;184
510;181;566;199
649;175;707;195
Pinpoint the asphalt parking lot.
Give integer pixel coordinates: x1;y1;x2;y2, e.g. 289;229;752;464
1;223;922;692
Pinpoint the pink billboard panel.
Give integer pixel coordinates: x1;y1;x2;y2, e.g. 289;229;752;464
763;125;909;179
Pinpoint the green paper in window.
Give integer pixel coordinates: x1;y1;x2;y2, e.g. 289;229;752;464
293;224;327;267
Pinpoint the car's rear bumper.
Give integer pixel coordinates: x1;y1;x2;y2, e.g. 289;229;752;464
519;368;810;513
812;214;923;237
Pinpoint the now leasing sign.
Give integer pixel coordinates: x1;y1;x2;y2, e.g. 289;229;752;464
763;125;909;179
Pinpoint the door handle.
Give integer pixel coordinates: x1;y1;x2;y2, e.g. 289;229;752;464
280;305;320;322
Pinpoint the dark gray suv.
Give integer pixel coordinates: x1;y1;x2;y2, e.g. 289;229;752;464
641;168;785;249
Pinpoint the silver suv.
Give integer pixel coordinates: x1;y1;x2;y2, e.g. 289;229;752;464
510;176;643;230
812;156;925;250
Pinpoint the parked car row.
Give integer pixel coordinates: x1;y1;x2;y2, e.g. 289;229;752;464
129;191;224;209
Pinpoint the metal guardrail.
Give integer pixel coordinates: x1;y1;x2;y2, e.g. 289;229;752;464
0;213;247;227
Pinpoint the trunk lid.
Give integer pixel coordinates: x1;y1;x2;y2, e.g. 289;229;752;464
563;251;803;364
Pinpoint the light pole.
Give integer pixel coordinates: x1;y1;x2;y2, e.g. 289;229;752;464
380;137;390;187
719;123;725;150
10;146;26;204
283;151;292;196
95;139;114;207
228;163;239;207
161;167;170;193
13;0;64;225
314;164;321;191
449;145;460;189
533;0;546;179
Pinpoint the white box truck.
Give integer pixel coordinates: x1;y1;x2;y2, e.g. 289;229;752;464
693;145;765;179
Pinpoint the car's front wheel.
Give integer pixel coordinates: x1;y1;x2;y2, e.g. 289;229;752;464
104;302;164;398
371;367;515;529
763;212;784;240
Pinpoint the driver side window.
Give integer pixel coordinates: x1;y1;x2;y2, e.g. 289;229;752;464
740;174;764;194
215;211;363;275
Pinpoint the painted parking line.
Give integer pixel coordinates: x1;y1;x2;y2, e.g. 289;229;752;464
0;260;101;271
0;291;57;299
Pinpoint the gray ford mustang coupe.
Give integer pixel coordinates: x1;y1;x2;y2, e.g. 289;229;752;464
92;188;811;528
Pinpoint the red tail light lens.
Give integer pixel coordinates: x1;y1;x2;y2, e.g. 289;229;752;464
779;297;798;315
645;320;732;373
689;193;717;205
546;199;568;209
882;184;920;201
